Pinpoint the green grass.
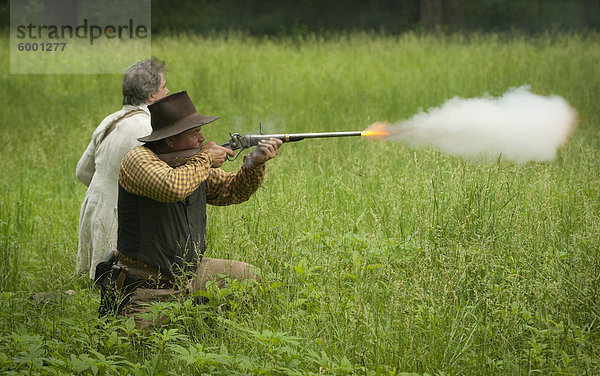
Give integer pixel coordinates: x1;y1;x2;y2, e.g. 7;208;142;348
0;31;599;375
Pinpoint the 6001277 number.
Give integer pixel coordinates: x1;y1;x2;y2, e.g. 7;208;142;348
17;42;67;52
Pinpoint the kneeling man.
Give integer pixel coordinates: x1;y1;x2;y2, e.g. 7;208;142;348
114;91;281;314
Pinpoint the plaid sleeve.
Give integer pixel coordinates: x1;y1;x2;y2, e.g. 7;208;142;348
206;157;266;206
119;146;214;203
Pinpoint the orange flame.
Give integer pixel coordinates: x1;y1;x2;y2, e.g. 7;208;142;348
361;122;391;139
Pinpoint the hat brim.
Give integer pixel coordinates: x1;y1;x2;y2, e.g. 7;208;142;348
138;113;219;142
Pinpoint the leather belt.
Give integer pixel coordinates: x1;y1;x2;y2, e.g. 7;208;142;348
114;250;175;289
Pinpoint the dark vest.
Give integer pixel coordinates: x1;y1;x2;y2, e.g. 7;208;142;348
117;183;207;280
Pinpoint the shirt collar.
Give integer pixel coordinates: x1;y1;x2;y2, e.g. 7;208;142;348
123;104;150;114
138;104;150;114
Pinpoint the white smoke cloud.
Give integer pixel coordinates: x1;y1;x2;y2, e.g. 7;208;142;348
386;86;578;163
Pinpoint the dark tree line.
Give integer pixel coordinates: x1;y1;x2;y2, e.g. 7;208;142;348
149;0;598;34
1;0;598;34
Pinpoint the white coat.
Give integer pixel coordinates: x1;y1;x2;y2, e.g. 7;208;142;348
76;105;151;279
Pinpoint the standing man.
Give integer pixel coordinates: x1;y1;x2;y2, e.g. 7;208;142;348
76;57;169;279
110;91;281;315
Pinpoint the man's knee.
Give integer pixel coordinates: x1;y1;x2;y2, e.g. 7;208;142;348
193;257;260;290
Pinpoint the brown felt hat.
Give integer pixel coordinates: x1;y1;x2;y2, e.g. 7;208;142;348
138;91;219;142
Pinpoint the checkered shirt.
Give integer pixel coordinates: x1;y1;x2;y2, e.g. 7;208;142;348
119;146;266;205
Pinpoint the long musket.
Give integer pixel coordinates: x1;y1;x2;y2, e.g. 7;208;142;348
158;130;363;166
222;131;362;160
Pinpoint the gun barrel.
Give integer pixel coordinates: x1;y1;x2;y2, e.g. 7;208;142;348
254;131;362;143
287;131;363;141
222;131;363;152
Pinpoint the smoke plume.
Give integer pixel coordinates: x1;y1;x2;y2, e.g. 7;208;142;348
380;86;578;163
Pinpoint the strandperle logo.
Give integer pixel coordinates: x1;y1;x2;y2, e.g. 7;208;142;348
15;18;149;45
10;0;151;74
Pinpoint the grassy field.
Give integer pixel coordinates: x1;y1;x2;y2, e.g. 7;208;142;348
0;31;599;375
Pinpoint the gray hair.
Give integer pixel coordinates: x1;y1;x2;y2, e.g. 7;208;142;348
122;57;167;105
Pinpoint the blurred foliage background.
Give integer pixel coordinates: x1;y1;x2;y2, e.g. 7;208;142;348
0;0;598;35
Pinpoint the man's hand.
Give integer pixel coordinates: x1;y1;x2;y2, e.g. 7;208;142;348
201;141;235;168
248;138;283;165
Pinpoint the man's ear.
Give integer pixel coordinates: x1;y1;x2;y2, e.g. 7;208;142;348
164;136;176;148
146;92;157;105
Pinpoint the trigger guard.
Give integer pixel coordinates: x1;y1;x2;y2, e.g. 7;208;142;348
227;148;245;161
